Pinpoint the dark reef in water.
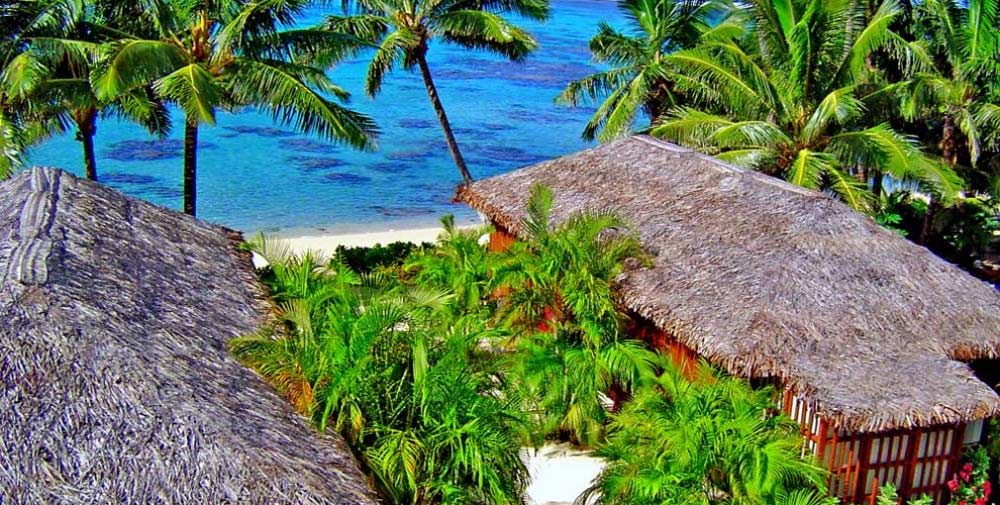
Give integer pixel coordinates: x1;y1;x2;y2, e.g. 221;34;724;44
398;118;437;129
287;156;345;171
103;139;214;162
368;162;409;173
323;173;371;185
468;145;547;164
221;125;297;138
142;186;183;199
280;138;336;153
385;148;437;161
98;172;159;185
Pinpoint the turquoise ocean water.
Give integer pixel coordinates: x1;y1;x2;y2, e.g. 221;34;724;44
27;0;624;235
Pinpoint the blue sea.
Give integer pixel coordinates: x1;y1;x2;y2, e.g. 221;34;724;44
27;0;624;235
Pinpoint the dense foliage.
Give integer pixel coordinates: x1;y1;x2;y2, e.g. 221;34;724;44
233;238;528;504
564;0;1000;271
236;188;829;504
581;363;830;505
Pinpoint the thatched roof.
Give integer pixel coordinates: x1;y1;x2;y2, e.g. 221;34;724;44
0;168;377;503
458;135;1000;433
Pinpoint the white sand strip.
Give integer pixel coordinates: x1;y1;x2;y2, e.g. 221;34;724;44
279;227;447;255
521;443;605;505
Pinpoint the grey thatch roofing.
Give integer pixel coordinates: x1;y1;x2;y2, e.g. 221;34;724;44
0;168;377;504
458;135;1000;433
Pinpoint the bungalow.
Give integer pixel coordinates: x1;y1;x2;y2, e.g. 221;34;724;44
458;135;1000;503
0;168;377;503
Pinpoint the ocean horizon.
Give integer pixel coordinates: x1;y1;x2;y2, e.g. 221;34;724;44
26;0;624;236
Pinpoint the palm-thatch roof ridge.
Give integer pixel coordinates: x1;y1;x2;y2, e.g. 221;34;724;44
0;168;377;504
457;135;1000;433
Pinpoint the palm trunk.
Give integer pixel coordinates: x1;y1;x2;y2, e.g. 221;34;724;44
920;113;957;245
871;169;884;210
75;108;98;181
415;52;473;185
183;120;198;216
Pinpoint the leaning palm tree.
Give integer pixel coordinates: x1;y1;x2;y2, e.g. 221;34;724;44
897;0;1000;242
654;0;962;213
557;0;732;141
321;0;549;185
94;0;376;215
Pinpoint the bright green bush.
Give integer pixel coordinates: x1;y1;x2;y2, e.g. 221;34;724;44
580;361;831;505
232;241;528;504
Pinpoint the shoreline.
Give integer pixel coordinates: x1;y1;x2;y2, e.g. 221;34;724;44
277;227;448;254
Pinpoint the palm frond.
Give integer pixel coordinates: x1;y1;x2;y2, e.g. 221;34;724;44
93;39;184;100
152;63;221;125
227;58;377;149
435;9;537;61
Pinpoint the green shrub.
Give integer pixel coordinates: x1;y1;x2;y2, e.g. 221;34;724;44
580;360;831;505
334;241;433;273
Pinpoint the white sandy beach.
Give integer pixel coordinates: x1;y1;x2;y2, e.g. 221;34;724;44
280;227;446;253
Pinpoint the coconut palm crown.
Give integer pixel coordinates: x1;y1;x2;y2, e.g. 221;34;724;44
557;0;733;142
2;0;171;181
93;0;377;216
653;0;962;212
901;0;1000;168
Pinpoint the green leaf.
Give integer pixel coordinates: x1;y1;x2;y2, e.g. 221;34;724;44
152;63;221;125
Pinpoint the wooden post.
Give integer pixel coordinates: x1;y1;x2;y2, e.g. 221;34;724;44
869;477;880;505
854;434;874;504
900;429;922;500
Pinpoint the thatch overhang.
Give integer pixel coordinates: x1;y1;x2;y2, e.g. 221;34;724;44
0;168;377;503
457;135;1000;433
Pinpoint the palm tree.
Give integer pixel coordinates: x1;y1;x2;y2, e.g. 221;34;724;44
897;0;1000;242
322;0;549;185
579;359;830;505
2;1;170;181
94;0;376;216
0;0;64;178
557;0;731;142
653;0;962;213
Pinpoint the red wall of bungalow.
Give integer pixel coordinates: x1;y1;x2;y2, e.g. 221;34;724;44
487;228;978;504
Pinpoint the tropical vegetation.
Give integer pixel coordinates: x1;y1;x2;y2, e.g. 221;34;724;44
93;0;377;216
236;188;830;504
580;362;830;505
2;1;170;181
557;0;730;141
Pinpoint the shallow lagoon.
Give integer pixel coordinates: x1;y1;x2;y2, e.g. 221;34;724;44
27;0;623;235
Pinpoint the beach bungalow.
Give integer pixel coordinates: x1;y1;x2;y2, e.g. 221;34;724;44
458;136;1000;503
0;168;376;503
